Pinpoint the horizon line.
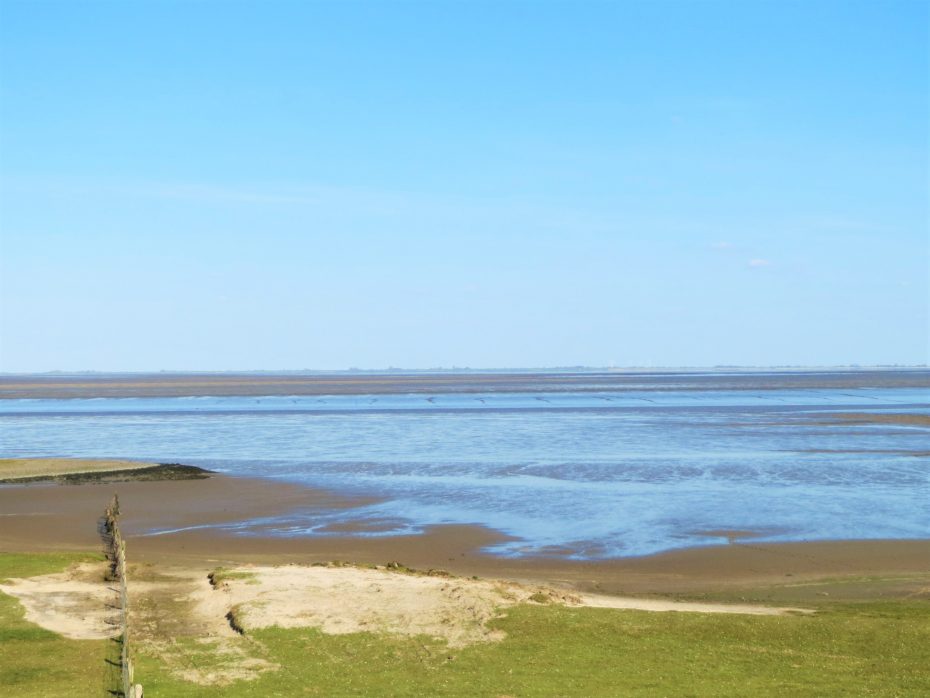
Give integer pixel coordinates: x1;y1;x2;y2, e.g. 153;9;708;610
1;363;927;378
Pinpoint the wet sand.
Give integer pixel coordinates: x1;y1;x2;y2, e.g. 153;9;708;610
2;474;927;596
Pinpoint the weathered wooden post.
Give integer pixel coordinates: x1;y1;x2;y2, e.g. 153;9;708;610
102;493;141;697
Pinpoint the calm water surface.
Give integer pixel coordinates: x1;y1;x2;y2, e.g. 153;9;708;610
2;371;928;558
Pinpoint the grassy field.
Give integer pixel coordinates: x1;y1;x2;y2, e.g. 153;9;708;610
0;458;155;480
135;601;930;697
0;551;103;581
1;552;929;697
0;552;112;698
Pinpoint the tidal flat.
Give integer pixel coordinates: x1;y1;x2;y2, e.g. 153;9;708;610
2;369;928;559
1;369;928;695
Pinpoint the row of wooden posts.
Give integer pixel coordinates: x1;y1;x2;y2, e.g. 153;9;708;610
103;494;143;698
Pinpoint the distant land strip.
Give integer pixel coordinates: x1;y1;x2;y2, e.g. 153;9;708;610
1;369;928;399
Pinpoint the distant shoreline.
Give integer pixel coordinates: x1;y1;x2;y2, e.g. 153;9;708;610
3;365;927;376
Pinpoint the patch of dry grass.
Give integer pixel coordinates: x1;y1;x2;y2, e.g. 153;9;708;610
0;458;155;480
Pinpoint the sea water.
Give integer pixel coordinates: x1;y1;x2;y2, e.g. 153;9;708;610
2;371;928;558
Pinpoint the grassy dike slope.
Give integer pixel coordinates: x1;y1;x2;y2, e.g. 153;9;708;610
1;553;929;697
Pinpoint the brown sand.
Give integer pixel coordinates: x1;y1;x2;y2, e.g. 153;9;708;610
2;474;928;596
0;475;375;552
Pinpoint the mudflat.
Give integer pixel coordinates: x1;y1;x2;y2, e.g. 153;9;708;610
2;472;927;597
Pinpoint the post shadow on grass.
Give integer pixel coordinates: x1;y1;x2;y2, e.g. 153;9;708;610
105;635;125;696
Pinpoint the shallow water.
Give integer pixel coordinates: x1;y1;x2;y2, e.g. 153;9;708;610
2;371;928;559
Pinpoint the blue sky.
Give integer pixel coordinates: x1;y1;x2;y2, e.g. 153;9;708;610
0;0;927;371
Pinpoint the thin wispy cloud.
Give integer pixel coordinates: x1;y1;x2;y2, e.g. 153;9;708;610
748;258;771;268
0;174;635;239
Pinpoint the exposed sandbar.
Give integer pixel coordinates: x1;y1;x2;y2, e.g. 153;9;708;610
823;412;930;427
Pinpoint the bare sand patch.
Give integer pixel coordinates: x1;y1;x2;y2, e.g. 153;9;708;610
210;564;520;647
1;560;809;650
575;593;811;616
126;566;279;685
0;561;117;640
203;564;811;650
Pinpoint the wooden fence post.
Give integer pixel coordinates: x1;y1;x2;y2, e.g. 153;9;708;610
103;494;141;697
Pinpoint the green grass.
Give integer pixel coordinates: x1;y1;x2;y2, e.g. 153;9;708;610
209;567;260;586
2;552;929;697
0;551;102;582
135;601;930;697
0;552;110;697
